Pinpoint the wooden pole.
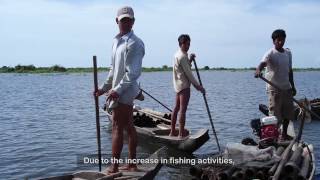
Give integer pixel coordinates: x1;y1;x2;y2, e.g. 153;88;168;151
218;166;237;180
93;56;102;171
272;140;296;180
284;146;303;174
140;88;172;112
193;59;221;152
269;146;285;175
298;152;311;180
259;75;320;120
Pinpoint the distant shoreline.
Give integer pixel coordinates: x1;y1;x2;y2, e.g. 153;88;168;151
1;65;320;73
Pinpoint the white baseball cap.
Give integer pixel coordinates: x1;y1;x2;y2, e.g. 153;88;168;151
117;6;134;21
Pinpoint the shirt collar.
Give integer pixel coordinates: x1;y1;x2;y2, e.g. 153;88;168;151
115;30;134;41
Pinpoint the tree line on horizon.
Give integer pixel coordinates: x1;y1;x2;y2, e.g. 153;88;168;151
0;65;108;73
0;64;319;73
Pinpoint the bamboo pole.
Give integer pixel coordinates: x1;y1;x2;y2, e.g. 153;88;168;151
272;140;296;180
217;166;237;180
298;153;310;180
93;56;102;171
140;88;172;112
284;146;303;174
269;146;285;176
193;59;221;152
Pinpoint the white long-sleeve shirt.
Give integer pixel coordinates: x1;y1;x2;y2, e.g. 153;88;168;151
173;49;200;93
101;30;145;105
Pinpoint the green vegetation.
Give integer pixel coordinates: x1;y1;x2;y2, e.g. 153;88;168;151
292;67;320;71
203;66;210;70
1;65;319;73
0;65;108;73
142;65;173;72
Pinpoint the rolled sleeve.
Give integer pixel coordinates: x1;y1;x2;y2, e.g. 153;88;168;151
100;66;113;93
114;41;145;95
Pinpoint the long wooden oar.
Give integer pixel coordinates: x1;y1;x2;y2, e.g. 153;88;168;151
259;75;320;120
140;88;172;112
193;59;221;152
93;56;102;171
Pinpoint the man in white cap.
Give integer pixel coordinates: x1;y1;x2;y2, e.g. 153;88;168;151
95;6;144;173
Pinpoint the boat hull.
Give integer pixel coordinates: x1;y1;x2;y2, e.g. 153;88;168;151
103;108;209;153
40;147;165;180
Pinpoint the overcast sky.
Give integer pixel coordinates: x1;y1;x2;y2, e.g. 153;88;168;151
1;0;320;68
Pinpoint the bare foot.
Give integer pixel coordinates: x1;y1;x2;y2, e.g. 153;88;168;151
169;129;178;136
178;135;186;139
105;165;119;175
178;130;188;138
128;164;138;171
119;164;138;172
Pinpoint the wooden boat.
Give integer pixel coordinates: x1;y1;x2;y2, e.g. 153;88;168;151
310;98;320;120
103;106;209;154
189;113;316;180
259;97;320;120
40;147;165;180
190;136;315;180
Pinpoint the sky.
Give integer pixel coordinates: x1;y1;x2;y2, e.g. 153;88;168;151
1;0;320;68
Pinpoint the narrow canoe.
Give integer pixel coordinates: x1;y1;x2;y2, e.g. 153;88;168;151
40;147;165;180
103;107;209;154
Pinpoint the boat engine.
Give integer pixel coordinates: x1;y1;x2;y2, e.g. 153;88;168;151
260;116;279;143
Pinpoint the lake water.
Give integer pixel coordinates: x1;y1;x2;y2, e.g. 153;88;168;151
0;71;319;179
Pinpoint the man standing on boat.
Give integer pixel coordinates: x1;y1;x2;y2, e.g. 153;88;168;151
170;34;205;138
94;6;144;173
255;29;296;141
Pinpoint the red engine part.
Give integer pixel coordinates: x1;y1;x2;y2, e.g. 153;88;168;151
260;124;279;140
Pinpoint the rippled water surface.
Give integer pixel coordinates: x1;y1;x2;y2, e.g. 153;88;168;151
0;71;319;179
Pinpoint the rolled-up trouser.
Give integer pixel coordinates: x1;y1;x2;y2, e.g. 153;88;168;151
268;89;294;125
